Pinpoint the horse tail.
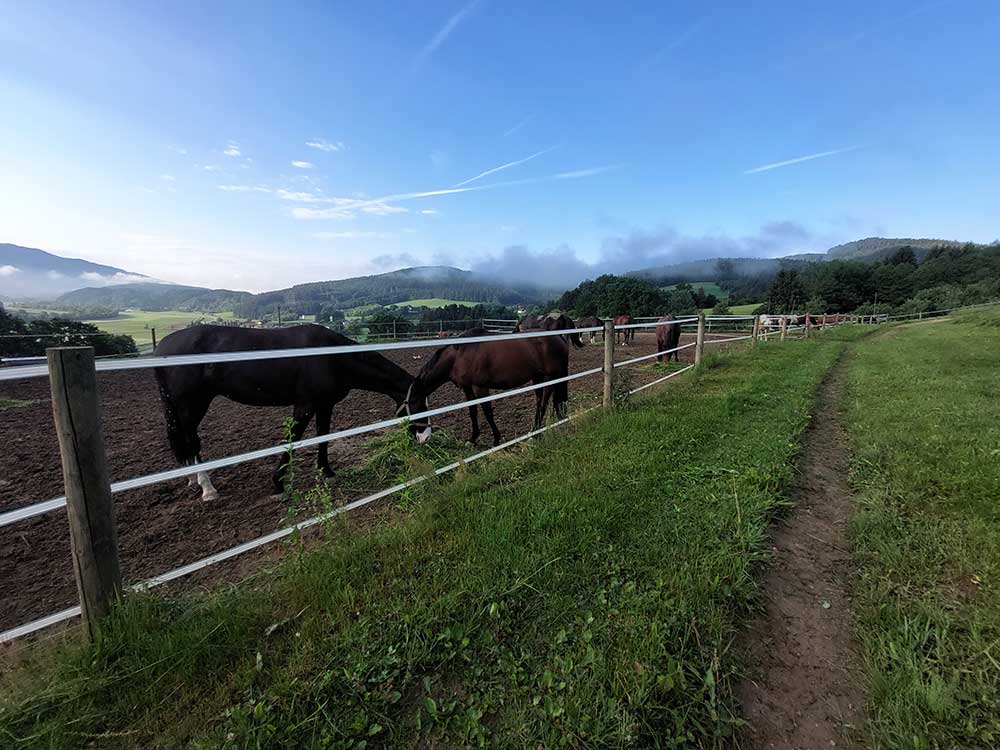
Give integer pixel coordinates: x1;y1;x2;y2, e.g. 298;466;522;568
154;367;194;464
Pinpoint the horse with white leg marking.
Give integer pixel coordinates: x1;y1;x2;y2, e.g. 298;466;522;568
154;324;429;500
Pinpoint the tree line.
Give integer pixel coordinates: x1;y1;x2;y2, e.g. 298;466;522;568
761;244;1000;315
0;304;137;358
553;275;717;318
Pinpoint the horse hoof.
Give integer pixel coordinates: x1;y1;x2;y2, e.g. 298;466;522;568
201;490;219;502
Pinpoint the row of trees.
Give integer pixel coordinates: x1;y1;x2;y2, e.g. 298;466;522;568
358;303;520;336
0;304;138;358
762;244;1000;314
554;275;713;318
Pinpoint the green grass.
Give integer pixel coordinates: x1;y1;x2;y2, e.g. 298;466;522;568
0;398;34;410
84;310;236;347
663;281;727;300
845;316;1000;748
726;303;761;315
394;298;481;309
0;333;861;748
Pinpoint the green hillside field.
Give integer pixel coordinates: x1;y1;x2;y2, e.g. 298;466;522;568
393;298;480;309
85;310;235;347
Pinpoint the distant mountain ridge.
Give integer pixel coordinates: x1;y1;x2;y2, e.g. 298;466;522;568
631;236;980;284
59;282;252;313
4;236;988;315
243;265;552;318
0;243;150;299
56;266;553;316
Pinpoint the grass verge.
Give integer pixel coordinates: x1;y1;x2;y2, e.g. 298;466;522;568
1;331;859;748
845;315;1000;748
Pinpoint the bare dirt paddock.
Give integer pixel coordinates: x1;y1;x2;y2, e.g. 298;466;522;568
0;331;744;631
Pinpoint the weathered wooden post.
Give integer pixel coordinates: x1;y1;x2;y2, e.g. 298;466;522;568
751;316;760;347
392;320;397;340
780;316;788;342
150;327;157;352
602;320;615;409
47;347;121;641
694;312;706;365
804;314;812;338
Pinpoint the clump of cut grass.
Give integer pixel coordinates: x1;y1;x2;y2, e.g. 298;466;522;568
0;398;34;410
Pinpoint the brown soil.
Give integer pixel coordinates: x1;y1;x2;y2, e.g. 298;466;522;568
737;362;865;748
0;331;747;633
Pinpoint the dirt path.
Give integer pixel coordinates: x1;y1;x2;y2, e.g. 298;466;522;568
737;362;864;749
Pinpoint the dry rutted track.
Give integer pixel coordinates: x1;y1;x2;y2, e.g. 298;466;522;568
738;362;864;749
0;332;740;631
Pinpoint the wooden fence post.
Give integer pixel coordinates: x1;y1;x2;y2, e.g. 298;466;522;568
150;327;157;352
751;316;760;347
804;314;812;338
694;312;706;365
602;320;615;409
47;347;121;641
780;316;788;342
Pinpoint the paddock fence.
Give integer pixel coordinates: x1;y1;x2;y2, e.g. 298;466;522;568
0;311;857;643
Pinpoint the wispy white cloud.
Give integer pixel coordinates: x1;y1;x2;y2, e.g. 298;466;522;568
453;146;558;187
842;0;953;46
291;160;315;169
201;165;221;172
219;184;272;193
263;158;621;221
639;19;707;69
744;146;859;174
0;265;18;277
412;0;482;69
160;174;176;182
306;139;345;152
312;230;390;239
503;115;533;137
292;199;408;220
553;164;624;179
223;141;242;157
169;145;188;155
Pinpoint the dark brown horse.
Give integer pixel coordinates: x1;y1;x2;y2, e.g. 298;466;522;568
575;316;603;343
412;315;583;446
613;314;635;345
656;314;682;362
154;324;429;499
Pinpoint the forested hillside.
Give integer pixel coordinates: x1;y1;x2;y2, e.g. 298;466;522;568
243;266;549;318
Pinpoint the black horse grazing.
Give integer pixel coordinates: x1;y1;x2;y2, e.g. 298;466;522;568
656;314;682;362
154;324;429;499
412;315;584;446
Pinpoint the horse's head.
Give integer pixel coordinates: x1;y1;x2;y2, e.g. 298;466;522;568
396;380;432;444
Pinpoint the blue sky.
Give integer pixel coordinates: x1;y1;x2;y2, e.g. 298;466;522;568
0;0;997;291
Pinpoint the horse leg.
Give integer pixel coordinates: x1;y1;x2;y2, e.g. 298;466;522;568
169;396;216;501
463;386;480;445
315;406;335;478
535;384;553;429
472;387;501;445
272;404;315;494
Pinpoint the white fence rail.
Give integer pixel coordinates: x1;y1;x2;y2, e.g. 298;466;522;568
0;312;852;643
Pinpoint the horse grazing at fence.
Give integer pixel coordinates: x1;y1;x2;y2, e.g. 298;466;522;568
575;316;603;343
613;314;635;345
411;315;584;446
656;315;682;362
154;324;429;500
